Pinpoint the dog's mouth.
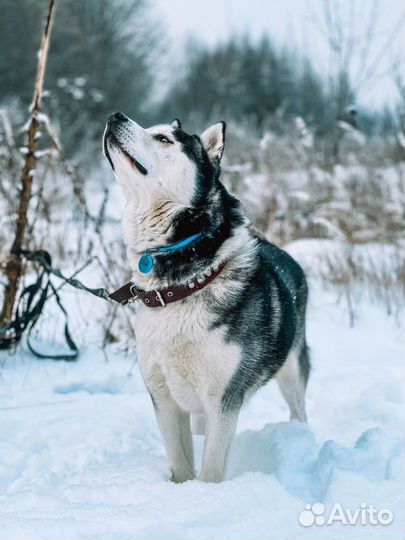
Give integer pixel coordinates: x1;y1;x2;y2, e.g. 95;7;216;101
104;131;148;176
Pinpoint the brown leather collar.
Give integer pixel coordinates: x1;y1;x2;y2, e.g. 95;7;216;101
109;262;226;308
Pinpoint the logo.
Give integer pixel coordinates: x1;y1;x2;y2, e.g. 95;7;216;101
298;502;394;527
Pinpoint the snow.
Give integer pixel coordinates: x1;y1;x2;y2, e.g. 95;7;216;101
0;282;403;540
34;148;56;159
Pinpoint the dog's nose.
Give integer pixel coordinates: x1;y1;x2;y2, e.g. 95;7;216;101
108;112;128;124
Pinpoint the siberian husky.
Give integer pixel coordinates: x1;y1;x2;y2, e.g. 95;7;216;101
103;112;310;483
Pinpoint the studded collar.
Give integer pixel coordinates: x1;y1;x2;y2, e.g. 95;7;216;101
109;261;226;307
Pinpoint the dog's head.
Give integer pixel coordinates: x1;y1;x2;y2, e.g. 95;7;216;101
103;112;225;207
103;112;247;283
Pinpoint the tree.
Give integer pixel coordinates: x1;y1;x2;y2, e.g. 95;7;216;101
1;0;57;326
159;36;336;135
0;0;162;158
310;0;404;162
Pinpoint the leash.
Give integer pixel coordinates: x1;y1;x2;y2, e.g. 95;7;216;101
0;249;111;360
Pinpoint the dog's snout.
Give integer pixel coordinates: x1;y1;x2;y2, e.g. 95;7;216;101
108;111;128;125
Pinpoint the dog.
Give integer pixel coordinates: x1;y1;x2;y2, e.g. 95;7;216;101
103;112;310;483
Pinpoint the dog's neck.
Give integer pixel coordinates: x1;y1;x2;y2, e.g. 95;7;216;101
122;184;250;290
123;197;182;253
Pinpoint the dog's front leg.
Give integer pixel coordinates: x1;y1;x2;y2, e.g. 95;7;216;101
198;403;239;483
153;393;195;483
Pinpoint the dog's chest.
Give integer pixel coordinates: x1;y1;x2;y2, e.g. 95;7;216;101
135;299;242;412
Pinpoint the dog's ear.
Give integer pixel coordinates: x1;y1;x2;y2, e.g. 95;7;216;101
200;121;226;162
170;119;181;129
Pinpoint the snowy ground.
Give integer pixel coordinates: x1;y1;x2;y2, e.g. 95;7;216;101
0;279;404;540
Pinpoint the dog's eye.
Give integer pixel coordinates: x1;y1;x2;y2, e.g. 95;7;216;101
154;134;173;144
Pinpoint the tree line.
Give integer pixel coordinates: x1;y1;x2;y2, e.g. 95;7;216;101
0;0;402;161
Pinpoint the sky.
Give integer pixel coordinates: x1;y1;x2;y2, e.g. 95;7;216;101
153;0;404;110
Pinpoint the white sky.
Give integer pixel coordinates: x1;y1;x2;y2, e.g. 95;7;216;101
153;0;404;110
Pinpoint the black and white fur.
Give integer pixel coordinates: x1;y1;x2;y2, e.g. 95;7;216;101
103;112;310;483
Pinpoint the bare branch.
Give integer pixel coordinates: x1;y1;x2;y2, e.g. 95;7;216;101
0;0;57;325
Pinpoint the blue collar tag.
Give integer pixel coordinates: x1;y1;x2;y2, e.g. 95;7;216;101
137;232;203;274
138;253;154;274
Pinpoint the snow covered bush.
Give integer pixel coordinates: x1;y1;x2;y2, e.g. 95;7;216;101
222;118;405;247
0;105;136;351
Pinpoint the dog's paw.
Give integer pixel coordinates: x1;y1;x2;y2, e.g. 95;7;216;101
198;470;224;483
170;468;195;484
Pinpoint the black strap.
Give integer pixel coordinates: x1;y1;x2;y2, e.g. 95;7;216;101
26;281;79;360
16;249;110;300
0;249;111;360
